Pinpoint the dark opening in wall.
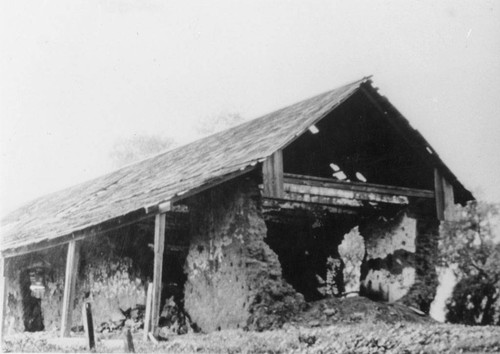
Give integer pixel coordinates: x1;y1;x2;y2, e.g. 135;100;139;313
159;209;194;334
264;212;359;302
20;269;44;332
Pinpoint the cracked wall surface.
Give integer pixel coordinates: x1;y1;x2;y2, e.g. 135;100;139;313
360;212;417;303
359;211;439;311
4;228;151;333
184;176;304;332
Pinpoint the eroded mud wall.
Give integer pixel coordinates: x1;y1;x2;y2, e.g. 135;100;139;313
359;211;439;311
4;225;152;334
360;212;417;302
184;177;304;332
4;245;67;334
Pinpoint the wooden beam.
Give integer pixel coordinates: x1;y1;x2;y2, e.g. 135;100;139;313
0;257;7;344
435;168;455;221
434;169;445;220
151;213;166;337
262;197;359;215
82;302;95;351
284;173;434;199
60;240;81;337
284;187;408;206
443;174;455;221
262;150;284;198
143;282;153;342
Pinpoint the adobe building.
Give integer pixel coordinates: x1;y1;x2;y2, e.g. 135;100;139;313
0;77;472;340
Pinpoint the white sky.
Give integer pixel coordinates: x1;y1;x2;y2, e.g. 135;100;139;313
1;0;499;216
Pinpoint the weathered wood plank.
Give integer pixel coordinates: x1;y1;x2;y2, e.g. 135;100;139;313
434;168;455;221
124;328;135;353
0;257;7;344
434;169;445;220
82;302;96;351
443;178;455;221
284;173;434;199
262;150;284;198
151;213;166;337
262;197;359;215
143;282;153;341
440;170;455;221
61;240;81;337
284;184;409;205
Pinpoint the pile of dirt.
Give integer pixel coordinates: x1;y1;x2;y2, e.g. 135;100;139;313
292;296;433;327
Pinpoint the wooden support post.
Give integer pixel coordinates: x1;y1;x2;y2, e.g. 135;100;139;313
143;282;153;341
434;168;455;221
0;257;7;344
443;177;455;221
60;240;81;337
262;150;284;198
124;328;135;353
82;302;96;351
151;213;166;337
434;169;444;221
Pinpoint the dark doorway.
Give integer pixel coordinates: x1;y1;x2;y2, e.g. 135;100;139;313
20;269;44;332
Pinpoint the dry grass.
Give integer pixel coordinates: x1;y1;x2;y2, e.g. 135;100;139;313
3;323;500;353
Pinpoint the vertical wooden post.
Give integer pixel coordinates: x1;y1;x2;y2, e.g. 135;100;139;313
443;178;455;221
143;282;153;341
123;328;135;353
262;150;284;198
0;257;7;344
434;168;455;221
60;240;81;337
82;302;95;351
434;168;444;221
151;213;166;337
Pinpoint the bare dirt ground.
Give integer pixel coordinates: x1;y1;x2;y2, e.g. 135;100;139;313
3;297;500;353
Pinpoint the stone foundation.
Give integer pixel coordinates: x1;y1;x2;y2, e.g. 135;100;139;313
184;177;304;332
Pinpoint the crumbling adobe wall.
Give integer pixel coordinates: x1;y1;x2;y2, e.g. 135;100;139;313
400;218;439;313
4;258;24;334
75;231;150;331
184;176;304;332
359;211;439;311
3;245;67;334
4;226;151;334
338;226;365;294
360;212;417;303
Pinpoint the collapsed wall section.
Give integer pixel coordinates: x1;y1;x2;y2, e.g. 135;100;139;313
360;212;417;303
184;176;304;332
359;211;439;312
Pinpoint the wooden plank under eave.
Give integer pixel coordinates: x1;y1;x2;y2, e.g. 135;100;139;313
273;150;284;198
0;257;7;344
283;173;434;199
434;168;456;221
434;168;445;220
262;151;284;198
60;240;81;337
443;176;455;221
151;213;166;337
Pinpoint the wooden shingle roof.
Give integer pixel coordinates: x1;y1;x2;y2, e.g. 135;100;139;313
1;77;370;253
